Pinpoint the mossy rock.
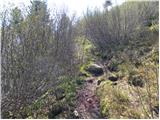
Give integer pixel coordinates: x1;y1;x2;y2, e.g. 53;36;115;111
85;64;104;76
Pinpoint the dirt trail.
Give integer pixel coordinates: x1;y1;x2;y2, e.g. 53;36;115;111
75;77;101;119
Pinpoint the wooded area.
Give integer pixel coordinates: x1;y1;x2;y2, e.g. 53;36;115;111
1;0;159;119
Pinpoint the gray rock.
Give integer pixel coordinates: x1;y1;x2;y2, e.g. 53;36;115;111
85;64;104;76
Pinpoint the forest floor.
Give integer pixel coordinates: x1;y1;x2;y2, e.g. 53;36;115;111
75;76;103;119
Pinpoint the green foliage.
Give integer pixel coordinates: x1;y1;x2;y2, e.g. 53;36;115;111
112;89;129;104
97;81;130;118
149;24;159;33
79;60;94;77
58;76;78;109
75;36;95;64
10;7;23;26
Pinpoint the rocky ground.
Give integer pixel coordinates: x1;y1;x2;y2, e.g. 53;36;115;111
75;64;104;119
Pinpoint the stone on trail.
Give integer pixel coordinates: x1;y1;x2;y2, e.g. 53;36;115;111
85;64;104;76
73;110;79;117
87;98;93;103
108;76;118;82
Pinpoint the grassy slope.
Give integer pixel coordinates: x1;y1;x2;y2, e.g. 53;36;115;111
96;33;159;119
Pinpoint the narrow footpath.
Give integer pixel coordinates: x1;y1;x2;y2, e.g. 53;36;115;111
75;77;102;119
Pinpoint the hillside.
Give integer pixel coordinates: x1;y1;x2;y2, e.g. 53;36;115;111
1;0;159;119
